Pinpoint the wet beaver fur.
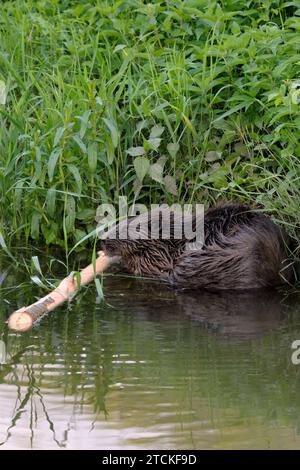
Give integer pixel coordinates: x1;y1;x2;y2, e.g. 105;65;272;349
101;203;295;290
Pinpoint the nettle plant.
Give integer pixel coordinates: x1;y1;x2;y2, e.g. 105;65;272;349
126;124;179;198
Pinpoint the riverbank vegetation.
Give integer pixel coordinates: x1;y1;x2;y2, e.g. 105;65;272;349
0;0;300;254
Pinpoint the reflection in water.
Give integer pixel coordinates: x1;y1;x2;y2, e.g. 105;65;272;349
176;289;283;339
1;261;300;449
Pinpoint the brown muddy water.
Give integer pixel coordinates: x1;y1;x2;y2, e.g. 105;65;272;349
1;254;300;449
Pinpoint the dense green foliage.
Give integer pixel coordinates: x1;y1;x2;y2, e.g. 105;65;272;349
0;0;300;251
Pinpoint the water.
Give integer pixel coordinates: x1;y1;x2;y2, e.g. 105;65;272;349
1;255;300;449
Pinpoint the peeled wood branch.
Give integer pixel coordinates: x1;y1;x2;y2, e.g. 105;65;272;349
7;251;115;333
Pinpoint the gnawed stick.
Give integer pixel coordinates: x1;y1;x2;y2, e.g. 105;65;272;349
7;251;116;333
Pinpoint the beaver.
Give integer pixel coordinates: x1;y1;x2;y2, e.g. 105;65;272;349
101;203;296;290
7;202;297;333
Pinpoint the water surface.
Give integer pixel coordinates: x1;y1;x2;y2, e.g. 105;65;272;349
1;255;300;449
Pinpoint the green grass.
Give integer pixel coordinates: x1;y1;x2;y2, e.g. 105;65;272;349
0;0;300;253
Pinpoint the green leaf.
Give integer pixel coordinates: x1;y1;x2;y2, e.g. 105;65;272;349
167;143;179;158
113;44;127;53
72;135;87;153
164;175;178;196
77;110;91;139
94;277;104;302
67;164;82;194
48;148;61;182
0;232;8;251
219;130;236;148
126;146;146;156
231;21;241;35
150;125;165;139
74;229;87;243
205;151;222;162
35;145;41;162
103;117;119;148
106;137;115;164
0;231;16;261
157;155;167;168
76;208;95;221
147;137;161;150
206;168;229;189
136;120;148;132
53;126;65;147
0;80;7;105
31;255;42;275
31;212;40;239
134;156;150;182
41;221;59;245
46;187;56;217
149;163;164;183
15;180;24;211
213;102;252;122
30;275;49;289
87;142;98;173
32;146;42;183
0;340;6;364
65;196;76;233
133;178;142;196
68;226;100;255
